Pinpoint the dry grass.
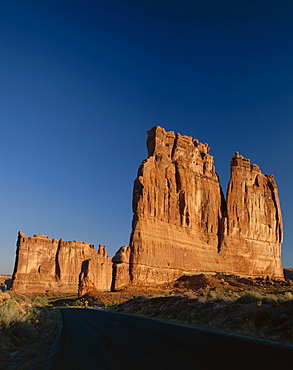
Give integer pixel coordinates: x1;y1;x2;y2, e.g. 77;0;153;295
0;291;61;369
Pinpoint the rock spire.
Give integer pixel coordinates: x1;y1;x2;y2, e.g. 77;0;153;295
112;126;283;288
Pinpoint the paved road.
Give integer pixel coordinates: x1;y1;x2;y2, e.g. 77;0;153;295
52;308;293;370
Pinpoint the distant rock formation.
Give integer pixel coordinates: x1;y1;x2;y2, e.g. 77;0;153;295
0;275;12;291
112;126;283;289
284;269;293;281
11;232;112;294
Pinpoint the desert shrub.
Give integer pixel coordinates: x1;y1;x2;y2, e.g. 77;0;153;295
74;299;84;307
101;301;112;308
0;298;41;354
9;320;38;343
8;292;29;304
237;290;263;303
208;289;226;301
261;294;278;304
64;299;84;307
0;300;27;329
280;292;293;301
31;296;50;306
253;307;273;327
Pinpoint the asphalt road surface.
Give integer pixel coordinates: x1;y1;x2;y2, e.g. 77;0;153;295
51;308;293;370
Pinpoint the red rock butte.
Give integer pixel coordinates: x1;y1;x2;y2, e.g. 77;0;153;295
12;232;112;294
11;126;284;294
112;126;283;289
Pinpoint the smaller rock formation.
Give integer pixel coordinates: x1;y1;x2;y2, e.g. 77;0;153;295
111;246;131;290
0;275;12;291
284;269;293;281
12;232;112;293
78;245;112;296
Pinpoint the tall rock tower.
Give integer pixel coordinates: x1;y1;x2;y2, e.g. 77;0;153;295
112;126;283;289
113;126;225;288
219;152;283;277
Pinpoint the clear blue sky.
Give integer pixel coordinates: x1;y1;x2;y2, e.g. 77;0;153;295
1;0;292;274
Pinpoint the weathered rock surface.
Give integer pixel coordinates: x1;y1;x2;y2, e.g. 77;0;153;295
219;152;283;278
124;126;224;288
79;245;112;296
111;246;131;290
12;232;112;293
113;126;284;288
11;126;284;292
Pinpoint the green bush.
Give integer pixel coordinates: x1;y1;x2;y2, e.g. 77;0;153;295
74;299;84;307
208;289;226;300
237;290;263;303
0;300;27;329
261;294;278;304
0;298;40;353
30;296;50;306
281;291;293;301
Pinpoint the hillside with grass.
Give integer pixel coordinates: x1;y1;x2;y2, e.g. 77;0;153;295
0;291;61;369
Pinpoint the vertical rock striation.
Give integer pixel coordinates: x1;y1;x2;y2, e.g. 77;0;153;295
219;152;283;278
12;232;59;292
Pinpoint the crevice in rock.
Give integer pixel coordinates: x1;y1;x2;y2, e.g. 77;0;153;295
55;240;61;280
218;185;227;253
171;134;178;160
174;162;182;194
267;177;283;243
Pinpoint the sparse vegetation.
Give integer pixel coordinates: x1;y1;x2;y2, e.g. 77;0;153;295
30;296;51;307
0;291;61;369
2;272;291;370
106;274;293;344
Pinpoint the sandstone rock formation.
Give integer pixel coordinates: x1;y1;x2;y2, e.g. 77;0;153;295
219;152;283;277
78;245;112;296
112;126;284;289
126;126;224;288
284;269;293;281
111;246;131;290
12;232;112;294
0;275;12;291
12;126;284;293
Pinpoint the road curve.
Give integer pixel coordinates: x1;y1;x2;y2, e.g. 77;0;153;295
51;308;293;370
